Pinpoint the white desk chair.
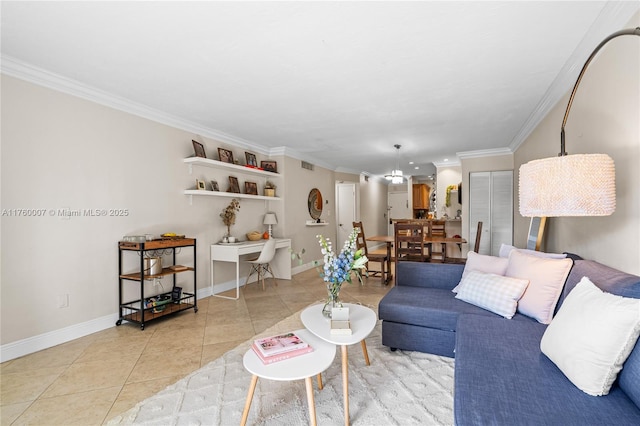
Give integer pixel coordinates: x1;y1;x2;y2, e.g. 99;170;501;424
244;238;278;290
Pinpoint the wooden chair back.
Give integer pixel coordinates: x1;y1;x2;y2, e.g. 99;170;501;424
473;221;483;253
395;222;426;262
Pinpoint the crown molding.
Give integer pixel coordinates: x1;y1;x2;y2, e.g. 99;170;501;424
432;159;461;168
456;147;513;160
508;1;640;152
0;54;272;155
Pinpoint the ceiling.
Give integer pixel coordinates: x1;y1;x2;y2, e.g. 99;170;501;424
1;1;637;180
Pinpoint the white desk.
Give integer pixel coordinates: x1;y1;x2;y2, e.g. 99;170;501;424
210;238;291;299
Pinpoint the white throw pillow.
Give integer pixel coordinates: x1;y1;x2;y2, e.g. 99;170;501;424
453;251;509;293
506;250;572;324
540;277;640;396
499;243;567;259
455;271;529;319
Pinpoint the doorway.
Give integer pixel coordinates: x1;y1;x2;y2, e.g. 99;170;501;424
387;191;411;235
336;182;357;249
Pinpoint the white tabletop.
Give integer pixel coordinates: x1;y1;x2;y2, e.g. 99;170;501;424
300;303;377;346
243;328;336;381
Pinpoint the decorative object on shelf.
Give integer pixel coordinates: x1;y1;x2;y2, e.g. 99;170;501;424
218;147;234;164
263;212;277;238
244;181;258;195
220;198;241;237
228;176;240;193
264;181;276;197
308;188;323;220
316;228;368;318
210;180;219;191
196;179;206;190
261;160;277;173
245;152;257;167
445;184;458;207
192;140;206;158
246;231;262;241
520;27;639;217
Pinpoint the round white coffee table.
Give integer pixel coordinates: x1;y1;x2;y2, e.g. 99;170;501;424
300;303;377;426
240;328;336;426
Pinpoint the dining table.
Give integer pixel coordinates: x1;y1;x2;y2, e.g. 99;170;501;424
368;234;468;266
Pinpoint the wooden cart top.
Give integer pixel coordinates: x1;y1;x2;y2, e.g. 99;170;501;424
119;238;196;250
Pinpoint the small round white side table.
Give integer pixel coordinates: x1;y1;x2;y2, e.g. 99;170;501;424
300;303;377;426
240;328;336;426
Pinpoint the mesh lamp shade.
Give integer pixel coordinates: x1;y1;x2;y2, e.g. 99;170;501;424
519;153;615;217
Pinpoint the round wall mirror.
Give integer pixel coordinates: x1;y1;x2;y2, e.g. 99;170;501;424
308;188;323;220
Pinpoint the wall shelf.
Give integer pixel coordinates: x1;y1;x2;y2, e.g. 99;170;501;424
306;221;329;226
184;157;281;178
184;189;281;202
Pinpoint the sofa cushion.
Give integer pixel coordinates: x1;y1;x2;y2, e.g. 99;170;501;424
541;277;640;396
499;243;567;259
455;271;529;319
620;341;640;410
455;314;640;425
506;250;573;324
452;251;509;292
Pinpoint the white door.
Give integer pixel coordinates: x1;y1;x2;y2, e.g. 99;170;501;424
469;171;513;255
336;182;357;249
388;192;411;235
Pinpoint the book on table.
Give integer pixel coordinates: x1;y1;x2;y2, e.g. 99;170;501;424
251;343;314;364
253;331;309;357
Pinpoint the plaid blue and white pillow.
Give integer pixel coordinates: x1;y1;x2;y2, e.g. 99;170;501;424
455;271;529;319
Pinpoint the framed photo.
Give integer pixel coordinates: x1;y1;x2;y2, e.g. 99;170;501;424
210;180;219;191
261;160;277;173
196;179;206;190
228;176;240;193
245;152;257;167
192;140;206;158
218;147;234;164
244;181;258;195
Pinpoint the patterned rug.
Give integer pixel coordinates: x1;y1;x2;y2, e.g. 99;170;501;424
107;311;454;425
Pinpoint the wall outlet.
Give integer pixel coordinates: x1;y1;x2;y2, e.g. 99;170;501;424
57;294;69;308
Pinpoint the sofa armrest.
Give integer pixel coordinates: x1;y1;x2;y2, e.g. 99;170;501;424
396;262;464;291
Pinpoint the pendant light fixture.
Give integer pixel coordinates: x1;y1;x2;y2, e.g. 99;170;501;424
385;144;404;184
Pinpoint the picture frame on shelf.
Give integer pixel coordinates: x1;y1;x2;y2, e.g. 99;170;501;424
228;176;241;193
261;160;277;173
245;152;257;167
196;179;206;190
210;180;219;191
192;140;206;158
218;147;234;164
244;181;258;195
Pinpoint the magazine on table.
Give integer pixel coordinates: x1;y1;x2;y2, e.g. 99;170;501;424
253;331;309;357
251;343;314;364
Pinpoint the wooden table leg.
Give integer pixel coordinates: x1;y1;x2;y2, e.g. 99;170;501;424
360;340;370;366
305;377;317;426
317;373;323;390
241;375;258;426
341;345;349;426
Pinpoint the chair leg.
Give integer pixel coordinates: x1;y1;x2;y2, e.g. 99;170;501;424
265;263;278;287
244;265;258;290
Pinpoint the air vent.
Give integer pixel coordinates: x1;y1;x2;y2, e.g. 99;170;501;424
301;161;314;171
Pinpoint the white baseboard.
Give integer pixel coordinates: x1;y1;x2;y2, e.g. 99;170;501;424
0;291;213;363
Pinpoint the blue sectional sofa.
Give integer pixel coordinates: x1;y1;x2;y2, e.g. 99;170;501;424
378;257;640;425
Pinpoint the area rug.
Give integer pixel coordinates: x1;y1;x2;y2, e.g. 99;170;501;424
107;311;454;425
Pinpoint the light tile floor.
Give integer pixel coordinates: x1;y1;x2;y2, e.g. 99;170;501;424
0;268;392;425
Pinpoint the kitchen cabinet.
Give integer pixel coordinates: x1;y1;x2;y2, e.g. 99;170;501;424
412;184;430;210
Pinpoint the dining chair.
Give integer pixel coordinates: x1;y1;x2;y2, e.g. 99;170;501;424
352;221;388;284
395;222;426;262
473;221;483;253
243;238;278;290
426;220;447;262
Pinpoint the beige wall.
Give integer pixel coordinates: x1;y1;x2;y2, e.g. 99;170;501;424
436;165;462;218
0;75;380;354
513;13;639;274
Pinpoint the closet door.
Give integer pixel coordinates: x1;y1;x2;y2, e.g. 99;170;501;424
469;171;513;256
